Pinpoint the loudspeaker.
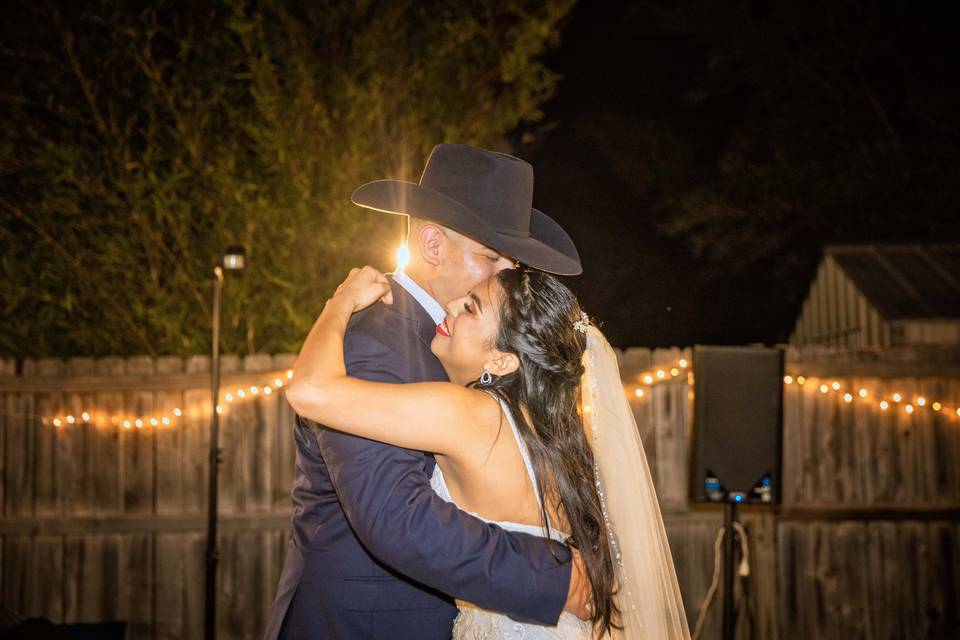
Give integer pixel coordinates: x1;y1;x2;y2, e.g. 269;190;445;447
689;346;784;504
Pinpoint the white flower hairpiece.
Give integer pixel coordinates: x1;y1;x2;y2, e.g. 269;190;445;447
573;311;591;334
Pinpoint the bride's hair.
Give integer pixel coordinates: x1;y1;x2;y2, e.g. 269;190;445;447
477;268;620;635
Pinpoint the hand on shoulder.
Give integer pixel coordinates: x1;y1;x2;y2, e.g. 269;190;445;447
331;266;394;313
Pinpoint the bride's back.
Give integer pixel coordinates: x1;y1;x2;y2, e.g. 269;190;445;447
433;390;570;535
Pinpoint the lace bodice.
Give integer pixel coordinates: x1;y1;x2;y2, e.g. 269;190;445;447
429;395;592;639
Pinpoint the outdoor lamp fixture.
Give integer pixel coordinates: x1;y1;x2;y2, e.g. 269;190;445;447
205;245;246;640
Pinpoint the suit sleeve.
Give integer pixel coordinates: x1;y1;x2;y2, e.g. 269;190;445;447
307;329;572;625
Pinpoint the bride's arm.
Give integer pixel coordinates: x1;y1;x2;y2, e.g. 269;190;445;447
285;266;498;456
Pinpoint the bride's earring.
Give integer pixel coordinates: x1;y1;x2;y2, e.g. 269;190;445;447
479;368;493;386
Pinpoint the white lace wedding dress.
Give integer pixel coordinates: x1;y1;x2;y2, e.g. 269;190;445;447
430;395;593;640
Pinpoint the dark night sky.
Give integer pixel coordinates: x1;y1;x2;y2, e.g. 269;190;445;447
515;0;960;349
522;1;774;348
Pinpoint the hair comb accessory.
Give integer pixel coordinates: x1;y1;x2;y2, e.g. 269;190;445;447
573;311;590;334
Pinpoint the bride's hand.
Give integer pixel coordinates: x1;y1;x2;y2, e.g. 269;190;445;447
331;266;394;313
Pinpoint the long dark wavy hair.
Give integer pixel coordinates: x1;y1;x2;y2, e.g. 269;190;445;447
473;268;620;635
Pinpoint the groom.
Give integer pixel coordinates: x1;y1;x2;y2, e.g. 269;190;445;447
264;144;586;639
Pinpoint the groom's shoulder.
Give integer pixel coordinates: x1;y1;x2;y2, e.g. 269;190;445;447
346;299;415;349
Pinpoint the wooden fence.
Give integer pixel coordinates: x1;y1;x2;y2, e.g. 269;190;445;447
619;346;960;640
0;354;296;639
2;349;959;639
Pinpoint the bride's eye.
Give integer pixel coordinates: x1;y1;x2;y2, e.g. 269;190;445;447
463;301;473;313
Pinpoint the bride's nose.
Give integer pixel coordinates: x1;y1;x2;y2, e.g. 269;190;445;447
445;295;468;319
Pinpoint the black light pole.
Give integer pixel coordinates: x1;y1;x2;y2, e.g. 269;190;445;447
205;246;246;640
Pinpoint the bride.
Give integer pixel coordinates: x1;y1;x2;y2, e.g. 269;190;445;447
286;265;690;639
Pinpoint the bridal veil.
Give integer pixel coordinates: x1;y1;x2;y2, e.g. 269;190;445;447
581;326;691;639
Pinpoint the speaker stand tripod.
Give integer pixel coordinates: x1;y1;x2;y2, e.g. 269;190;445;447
722;496;742;640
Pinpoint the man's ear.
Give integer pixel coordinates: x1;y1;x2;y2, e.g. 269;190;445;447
417;224;445;267
485;351;520;377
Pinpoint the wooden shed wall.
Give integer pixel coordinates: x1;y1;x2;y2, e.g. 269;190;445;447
791;255;888;350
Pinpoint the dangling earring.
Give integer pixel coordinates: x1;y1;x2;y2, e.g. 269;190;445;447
479;368;493;386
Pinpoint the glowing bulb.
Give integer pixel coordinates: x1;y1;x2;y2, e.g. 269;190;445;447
892;393;902;403
274;378;284;387
820;384;829;394
66;415;76;424
225;393;234;402
162;417;171;425
395;244;410;270
150;418;158;426
831;381;840;391
643;375;653;384
216;405;223;414
678;359;688;368
53;418;62;427
263;386;273;395
784;375;793;385
955;408;960;417
843;393;853;403
656;370;665;379
135;419;143;428
634;388;645;398
905;404;914;414
123;420;132;429
286;370;294;379
173;408;182;416
858;388;868;398
237;389;246;398
81;412;90;422
250;386;259;395
880;400;889;410
917;397;926;406
797;376;806;385
670;368;679;377
932;402;942;411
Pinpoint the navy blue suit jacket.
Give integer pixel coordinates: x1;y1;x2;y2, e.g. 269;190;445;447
264;278;571;639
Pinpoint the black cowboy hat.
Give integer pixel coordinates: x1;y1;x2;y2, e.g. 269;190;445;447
350;144;582;276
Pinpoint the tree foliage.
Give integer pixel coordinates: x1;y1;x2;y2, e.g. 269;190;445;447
546;0;960;341
0;0;574;357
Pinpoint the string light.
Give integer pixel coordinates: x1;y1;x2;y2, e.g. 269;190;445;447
780;374;959;422
630;357;691;401
42;370;292;430
39;359;960;428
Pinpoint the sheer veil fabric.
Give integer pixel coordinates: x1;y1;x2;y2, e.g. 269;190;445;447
581;326;691;639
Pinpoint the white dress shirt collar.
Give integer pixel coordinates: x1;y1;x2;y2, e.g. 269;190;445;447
391;270;446;325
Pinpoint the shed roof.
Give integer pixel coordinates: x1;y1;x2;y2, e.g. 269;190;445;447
827;244;960;320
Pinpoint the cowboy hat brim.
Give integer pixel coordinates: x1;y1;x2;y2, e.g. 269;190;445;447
351;180;582;276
